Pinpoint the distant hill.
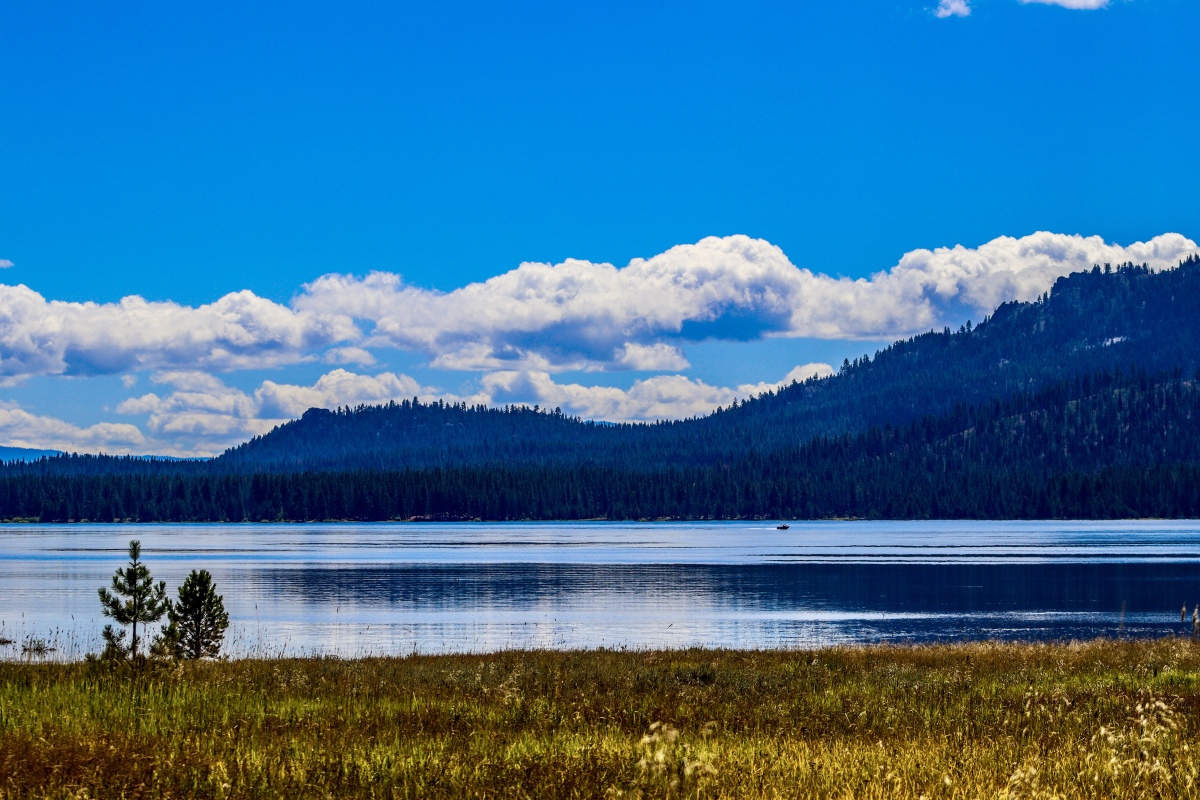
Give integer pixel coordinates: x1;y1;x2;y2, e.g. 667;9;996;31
0;453;201;476
215;255;1200;472
3;366;1199;521
0;445;61;462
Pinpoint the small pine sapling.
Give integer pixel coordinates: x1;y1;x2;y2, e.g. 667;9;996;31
97;540;170;661
164;569;230;659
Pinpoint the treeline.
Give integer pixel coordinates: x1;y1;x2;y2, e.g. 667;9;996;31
5;368;1200;521
7;460;1196;522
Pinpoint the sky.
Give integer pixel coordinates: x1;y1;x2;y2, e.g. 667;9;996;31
1;0;1198;456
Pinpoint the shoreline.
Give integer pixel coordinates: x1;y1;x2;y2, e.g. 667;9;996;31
5;633;1200;664
0;515;1194;524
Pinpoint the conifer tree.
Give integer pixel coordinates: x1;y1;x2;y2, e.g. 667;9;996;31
164;569;229;659
98;540;170;660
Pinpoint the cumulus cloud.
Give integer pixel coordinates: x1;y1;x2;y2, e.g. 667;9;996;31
114;369;447;455
0;405;145;454
0;285;358;384
256;369;427;418
482;363;833;423
294;231;1198;371
937;0;1110;15
482;371;734;422
614;343;690;371
322;346;376;366
734;363;836;398
295;239;807;371
1;232;1195;386
1019;0;1108;7
115;371;268;455
935;0;971;17
0;260;13;269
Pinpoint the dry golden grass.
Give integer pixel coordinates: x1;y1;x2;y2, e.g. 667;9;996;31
3;639;1200;798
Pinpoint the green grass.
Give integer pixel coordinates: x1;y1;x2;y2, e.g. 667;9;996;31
4;639;1200;798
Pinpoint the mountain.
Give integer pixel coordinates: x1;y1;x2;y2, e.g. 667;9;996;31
0;445;61;462
3;366;1198;521
6;254;1200;522
216;255;1200;472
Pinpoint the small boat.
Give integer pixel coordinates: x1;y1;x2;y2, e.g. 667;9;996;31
776;523;790;530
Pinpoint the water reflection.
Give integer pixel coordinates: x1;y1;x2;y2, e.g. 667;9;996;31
1;521;1199;657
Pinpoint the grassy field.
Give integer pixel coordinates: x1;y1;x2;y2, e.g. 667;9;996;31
3;639;1200;798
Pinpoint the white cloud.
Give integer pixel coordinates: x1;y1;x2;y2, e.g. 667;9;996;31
1;232;1195;388
256;369;427;418
0;260;13;269
935;0;971;17
735;363;835;398
0;405;145;454
295;232;1198;371
296;239;811;371
482;371;734;422
0;285;359;383
614;342;690;371
115;371;270;455
322;346;376;366
114;368;446;456
1019;0;1108;7
937;0;1109;15
482;363;833;423
870;232;1195;324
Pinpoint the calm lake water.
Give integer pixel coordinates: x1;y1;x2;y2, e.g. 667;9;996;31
3;520;1200;658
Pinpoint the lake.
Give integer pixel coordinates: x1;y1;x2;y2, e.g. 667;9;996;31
2;520;1199;658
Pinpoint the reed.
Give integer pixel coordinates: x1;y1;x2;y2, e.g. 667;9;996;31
3;638;1200;798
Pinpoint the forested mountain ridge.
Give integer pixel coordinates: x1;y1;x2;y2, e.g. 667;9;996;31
5;254;1200;520
4;255;1200;479
4;367;1199;521
723;258;1200;431
210;254;1200;472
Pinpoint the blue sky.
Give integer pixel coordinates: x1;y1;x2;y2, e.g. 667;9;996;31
1;0;1198;455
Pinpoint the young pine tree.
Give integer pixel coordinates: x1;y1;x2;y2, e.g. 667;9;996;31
163;569;229;660
98;540;170;661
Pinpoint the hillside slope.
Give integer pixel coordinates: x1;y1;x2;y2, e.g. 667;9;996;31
4;367;1199;521
214;255;1200;472
7;255;1200;482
